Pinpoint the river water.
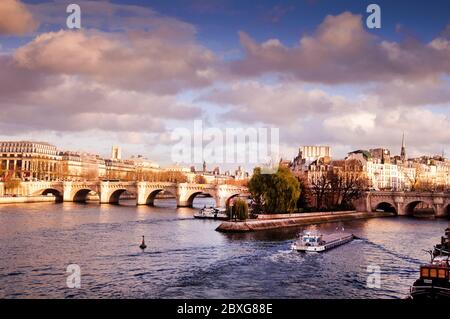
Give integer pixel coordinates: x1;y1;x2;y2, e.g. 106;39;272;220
0;198;448;299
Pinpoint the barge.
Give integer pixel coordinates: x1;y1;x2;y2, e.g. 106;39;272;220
291;231;354;252
410;226;450;299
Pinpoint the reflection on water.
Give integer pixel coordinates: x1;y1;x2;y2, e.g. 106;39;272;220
0;198;448;299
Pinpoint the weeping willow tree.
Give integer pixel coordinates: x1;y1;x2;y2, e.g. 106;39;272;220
232;198;249;221
248;166;300;214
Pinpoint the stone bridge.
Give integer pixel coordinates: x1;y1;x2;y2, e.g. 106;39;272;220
354;191;450;217
2;181;248;208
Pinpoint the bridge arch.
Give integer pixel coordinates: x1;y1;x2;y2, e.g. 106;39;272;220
404;200;435;216
72;188;97;203
144;189;177;206
99;182;137;204
374;202;397;214
33;188;63;202
185;190;216;208
371;197;396;214
145;189;164;206
107;188;136;205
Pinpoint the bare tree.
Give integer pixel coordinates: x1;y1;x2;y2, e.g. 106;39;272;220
329;159;368;208
138;171;188;183
402;165;426;191
308;159;368;210
310;172;331;209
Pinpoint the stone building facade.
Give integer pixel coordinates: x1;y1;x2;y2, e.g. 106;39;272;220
0;141;61;181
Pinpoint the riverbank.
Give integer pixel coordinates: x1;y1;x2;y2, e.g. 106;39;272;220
0;195;57;204
216;211;394;232
254;211;356;220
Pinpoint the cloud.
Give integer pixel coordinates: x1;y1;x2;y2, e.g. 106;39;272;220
200;81;350;125
369;78;450;107
1;4;450;163
0;1;213;148
323;107;450;156
0;73;201;134
230;12;450;84
14;28;217;94
199;79;450;158
0;0;38;36
0;55;56;96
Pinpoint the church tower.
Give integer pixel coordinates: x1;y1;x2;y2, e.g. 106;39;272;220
400;133;407;161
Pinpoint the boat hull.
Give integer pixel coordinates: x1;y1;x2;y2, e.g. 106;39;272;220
193;215;229;221
410;279;450;299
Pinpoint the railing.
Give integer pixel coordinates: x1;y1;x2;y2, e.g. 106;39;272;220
369;190;449;196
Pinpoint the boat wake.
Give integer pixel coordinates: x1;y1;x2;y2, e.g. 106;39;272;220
358;237;424;265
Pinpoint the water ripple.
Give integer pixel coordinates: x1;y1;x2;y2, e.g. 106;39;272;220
0;200;448;299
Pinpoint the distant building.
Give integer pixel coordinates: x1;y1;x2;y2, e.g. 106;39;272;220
1;141;251;185
111;145;122;160
400;133;407;162
301;146;331;162
347;149;372;163
290;145;332;171
289;135;450;192
0;141;60;181
60;151;105;181
104;158;135;180
369;148;391;164
128;155;159;170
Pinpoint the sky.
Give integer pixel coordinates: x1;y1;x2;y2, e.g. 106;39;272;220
0;0;449;170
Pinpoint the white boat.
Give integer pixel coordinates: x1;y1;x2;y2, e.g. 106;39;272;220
291;231;354;252
194;207;228;220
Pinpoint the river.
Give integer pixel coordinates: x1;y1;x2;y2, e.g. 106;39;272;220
0;198;448;299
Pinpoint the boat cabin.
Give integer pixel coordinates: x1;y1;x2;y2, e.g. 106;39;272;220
301;233;324;246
